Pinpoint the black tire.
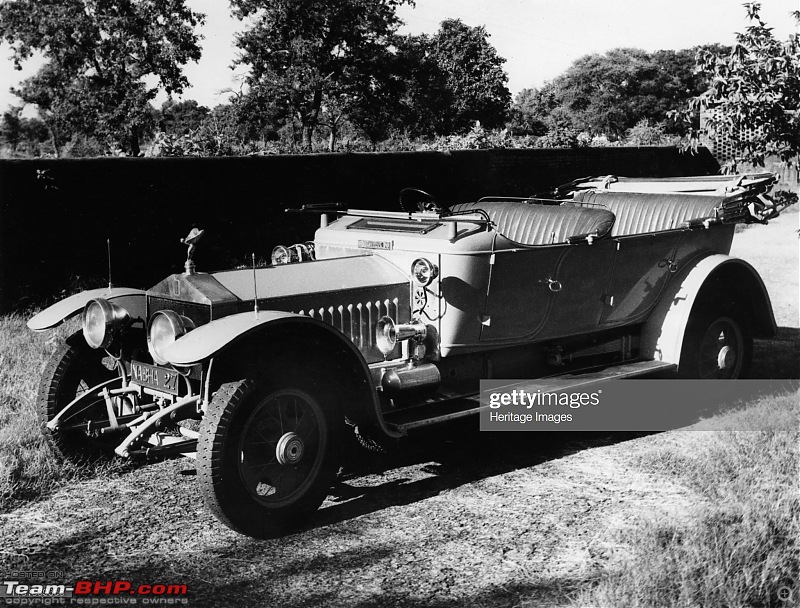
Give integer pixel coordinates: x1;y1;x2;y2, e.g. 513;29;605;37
679;308;753;379
197;379;344;538
38;340;117;461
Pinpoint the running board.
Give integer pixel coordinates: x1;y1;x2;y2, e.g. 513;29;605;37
388;359;677;432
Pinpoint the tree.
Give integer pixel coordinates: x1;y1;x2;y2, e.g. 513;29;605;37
385;21;511;137
345;57;407;145
231;0;410;150
10;63;77;156
558;48;680;139
513;47;715;140
509;87;555;136
379;34;452;138
1;105;62;156
19;116;53;155
159;99;210;136
0;106;22;152
687;3;800;171
427;19;511;133
0;0;205;156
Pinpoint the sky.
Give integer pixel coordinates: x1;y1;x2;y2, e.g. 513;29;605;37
1;0;798;114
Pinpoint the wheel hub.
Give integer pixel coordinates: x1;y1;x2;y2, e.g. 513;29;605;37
275;432;304;465
717;345;736;370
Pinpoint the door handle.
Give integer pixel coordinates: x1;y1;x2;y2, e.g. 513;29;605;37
540;278;562;292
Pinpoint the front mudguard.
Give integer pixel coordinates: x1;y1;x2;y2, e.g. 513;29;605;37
641;254;776;365
164;310;403;440
27;287;146;331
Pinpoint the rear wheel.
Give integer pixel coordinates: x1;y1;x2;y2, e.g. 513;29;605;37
197;379;343;538
38;339;117;461
679;309;752;379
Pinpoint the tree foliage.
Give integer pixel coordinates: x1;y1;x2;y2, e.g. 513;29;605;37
0;0;205;155
0;107;21;151
512;47;717;140
159;99;210;136
1;105;61;156
230;9;511;147
687;2;800;171
389;34;454;137
231;0;410;150
424;19;511;133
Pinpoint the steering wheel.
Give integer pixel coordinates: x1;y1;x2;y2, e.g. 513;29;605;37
399;188;448;215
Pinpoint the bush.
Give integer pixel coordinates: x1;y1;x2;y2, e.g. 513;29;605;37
61;134;108;158
417;122;591;152
623;119;675;146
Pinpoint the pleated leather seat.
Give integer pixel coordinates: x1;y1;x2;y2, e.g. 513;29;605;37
450;201;615;245
572;191;723;237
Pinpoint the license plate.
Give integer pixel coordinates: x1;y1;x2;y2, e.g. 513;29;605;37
130;361;180;395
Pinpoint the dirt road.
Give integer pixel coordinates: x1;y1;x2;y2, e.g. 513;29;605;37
1;427;702;607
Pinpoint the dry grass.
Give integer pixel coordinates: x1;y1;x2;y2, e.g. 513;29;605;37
574;392;799;608
0;313;85;510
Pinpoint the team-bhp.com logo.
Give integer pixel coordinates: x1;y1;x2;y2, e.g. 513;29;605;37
1;579;188;605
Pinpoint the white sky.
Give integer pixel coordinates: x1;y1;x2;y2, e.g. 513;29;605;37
1;0;798;114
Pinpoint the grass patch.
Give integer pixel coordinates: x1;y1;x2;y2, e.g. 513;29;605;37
0;313;87;510
574;392;799;607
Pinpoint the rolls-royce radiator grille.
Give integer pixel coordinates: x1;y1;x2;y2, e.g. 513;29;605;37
296;298;400;352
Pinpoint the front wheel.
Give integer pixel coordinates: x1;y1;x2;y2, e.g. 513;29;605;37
679;310;752;379
197;379;343;538
38;339;117;461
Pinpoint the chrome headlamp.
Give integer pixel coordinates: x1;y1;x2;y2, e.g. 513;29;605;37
82;298;132;349
411;258;439;286
147;310;195;366
271;242;316;265
271;245;294;265
375;316;428;357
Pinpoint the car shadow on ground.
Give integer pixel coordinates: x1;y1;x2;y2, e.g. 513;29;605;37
306;326;799;531
312;424;649;531
752;327;800;379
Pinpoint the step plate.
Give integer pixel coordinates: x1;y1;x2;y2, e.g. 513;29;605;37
390;359;677;432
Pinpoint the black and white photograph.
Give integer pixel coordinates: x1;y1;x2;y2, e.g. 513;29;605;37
0;0;798;606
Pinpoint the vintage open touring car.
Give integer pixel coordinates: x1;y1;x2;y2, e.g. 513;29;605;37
28;172;786;538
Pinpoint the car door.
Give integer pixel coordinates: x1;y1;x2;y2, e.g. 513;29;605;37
598;232;684;326
479;239;616;343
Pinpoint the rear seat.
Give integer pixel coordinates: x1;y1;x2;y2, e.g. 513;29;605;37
450;201;615;245
571;191;724;237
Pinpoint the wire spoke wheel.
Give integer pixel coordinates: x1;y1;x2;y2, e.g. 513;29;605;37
239;390;322;504
198;379;343;538
38;337;117;461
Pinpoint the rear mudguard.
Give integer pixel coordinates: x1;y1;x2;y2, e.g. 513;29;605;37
164;310;402;439
27;287;147;331
641;254;776;365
